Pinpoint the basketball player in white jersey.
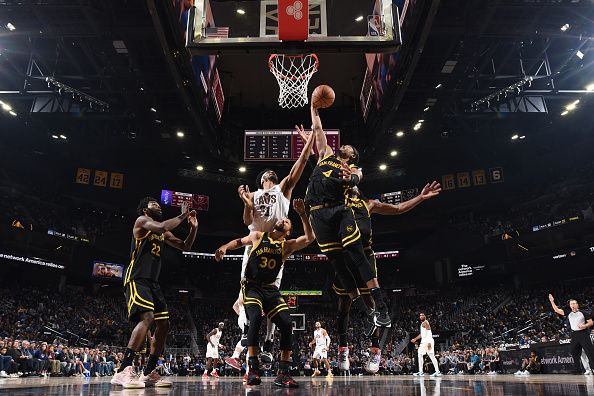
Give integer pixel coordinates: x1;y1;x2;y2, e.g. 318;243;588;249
225;126;316;376
411;313;441;377
309;322;332;377
203;322;225;379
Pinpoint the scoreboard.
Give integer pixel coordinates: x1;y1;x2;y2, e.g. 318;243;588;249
244;129;340;161
380;188;419;205
160;189;209;211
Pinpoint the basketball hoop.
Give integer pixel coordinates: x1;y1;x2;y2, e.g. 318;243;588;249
269;53;319;109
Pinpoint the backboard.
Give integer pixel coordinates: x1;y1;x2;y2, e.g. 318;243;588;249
186;0;401;55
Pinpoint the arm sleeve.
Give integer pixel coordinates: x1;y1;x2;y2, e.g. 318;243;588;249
584;311;592;321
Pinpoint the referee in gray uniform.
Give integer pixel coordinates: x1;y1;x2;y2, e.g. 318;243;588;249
549;294;594;373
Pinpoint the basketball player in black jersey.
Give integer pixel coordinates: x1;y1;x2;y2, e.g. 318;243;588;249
111;198;197;389
333;183;441;372
303;101;393;369
215;198;314;388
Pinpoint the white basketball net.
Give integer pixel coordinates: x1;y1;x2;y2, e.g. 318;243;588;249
269;54;319;109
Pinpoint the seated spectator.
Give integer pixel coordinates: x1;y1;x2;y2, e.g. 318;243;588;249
515;351;541;375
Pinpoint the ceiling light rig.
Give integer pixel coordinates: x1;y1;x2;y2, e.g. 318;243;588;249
45;77;109;112
470;76;533;112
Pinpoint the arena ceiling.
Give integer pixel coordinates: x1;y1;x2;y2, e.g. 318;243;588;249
0;0;592;184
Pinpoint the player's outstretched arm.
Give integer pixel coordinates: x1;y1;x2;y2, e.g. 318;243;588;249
280;124;317;198
548;294;565;316
135;202;190;235
164;210;198;251
215;232;260;261
283;199;315;258
368;181;441;215
311;104;331;160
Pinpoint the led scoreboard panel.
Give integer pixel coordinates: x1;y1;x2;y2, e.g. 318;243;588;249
244;130;340;161
380;188;419;205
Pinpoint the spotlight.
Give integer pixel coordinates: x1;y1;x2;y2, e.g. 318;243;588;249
236;8;246;15
519;136;526;140
51;135;59;139
176;131;185;138
239;166;246;173
8;111;16;116
511;134;519;140
59;134;67;140
560;23;570;32
435;83;442;89
150;107;157;112
561;110;569;116
6;23;15;31
355;16;364;22
586;83;594;92
390;150;398;157
1;103;12;111
396;131;404;137
565;100;579;111
423;107;430;112
196;165;204;171
379;164;387;171
576;50;584;60
413;123;422;131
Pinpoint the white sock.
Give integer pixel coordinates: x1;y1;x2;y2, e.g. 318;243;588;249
232;340;244;359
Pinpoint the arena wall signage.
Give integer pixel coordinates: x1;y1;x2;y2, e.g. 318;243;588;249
532;216;580;232
47;229;90;244
442;167;503;190
0;252;65;270
183;250;399;261
499;341;575;374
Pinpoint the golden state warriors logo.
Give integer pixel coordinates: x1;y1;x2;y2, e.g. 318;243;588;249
346;225;354;233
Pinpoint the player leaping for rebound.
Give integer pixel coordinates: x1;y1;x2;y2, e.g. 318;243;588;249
215;199;315;388
225;126;316;377
303;89;391;372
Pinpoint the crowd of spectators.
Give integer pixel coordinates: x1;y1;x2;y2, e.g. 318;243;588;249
1;278;593;379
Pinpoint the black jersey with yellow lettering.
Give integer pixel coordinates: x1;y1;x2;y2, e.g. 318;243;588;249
124;230;165;285
305;154;350;206
348;197;372;249
245;233;285;284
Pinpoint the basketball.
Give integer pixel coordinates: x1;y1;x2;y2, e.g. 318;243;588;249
312;85;335;109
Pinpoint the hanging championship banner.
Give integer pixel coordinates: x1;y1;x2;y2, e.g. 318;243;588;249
76;168;91;185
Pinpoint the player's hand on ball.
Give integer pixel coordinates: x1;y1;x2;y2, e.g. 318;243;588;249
293;198;306;215
420;181;442;200
215;247;226;262
340;162;353;181
188;210;198;229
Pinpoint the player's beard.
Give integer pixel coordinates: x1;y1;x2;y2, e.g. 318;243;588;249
147;208;162;221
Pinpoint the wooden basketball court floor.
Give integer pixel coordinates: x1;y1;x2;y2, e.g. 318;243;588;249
1;374;593;395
